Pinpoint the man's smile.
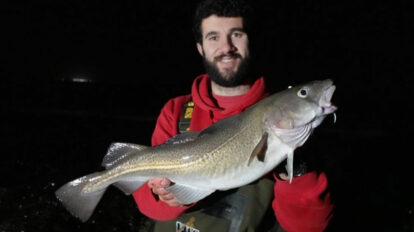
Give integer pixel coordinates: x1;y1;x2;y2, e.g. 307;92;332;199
220;57;234;63
215;55;241;69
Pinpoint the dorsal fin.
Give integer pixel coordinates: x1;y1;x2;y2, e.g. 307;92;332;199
248;132;268;166
101;143;149;169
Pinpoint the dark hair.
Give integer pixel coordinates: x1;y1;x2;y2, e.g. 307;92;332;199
192;0;255;44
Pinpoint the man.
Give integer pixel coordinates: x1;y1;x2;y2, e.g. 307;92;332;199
133;0;333;231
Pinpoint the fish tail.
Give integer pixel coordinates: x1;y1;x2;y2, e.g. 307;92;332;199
55;172;107;222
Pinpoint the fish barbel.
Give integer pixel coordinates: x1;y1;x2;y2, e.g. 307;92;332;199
55;79;337;222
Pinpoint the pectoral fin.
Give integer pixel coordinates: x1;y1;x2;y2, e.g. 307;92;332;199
166;184;214;205
248;132;268;166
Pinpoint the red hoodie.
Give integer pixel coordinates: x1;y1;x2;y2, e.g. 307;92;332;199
132;74;333;231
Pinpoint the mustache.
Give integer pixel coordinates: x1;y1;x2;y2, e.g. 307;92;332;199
214;52;242;62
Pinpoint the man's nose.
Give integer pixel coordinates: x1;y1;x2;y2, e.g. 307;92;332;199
219;36;236;53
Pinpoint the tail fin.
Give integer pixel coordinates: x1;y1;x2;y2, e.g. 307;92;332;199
55;173;107;222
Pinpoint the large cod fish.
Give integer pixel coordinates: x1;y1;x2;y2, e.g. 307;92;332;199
56;79;337;222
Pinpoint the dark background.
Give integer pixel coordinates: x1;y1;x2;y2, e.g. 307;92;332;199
1;0;413;231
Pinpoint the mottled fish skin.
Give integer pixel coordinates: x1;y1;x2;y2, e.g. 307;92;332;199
55;79;337;222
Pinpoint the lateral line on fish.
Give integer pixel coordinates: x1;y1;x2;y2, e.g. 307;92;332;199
84;157;212;192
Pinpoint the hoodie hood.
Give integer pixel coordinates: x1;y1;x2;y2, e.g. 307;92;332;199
191;74;268;122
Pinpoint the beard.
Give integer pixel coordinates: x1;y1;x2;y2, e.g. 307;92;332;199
202;51;252;87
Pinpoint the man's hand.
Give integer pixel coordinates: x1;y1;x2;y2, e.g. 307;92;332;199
148;177;184;207
275;159;309;181
278;173;290;181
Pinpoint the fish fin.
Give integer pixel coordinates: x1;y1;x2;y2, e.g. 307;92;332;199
162;131;201;146
166;184;214;205
113;180;146;195
55;173;107;222
248;132;268;166
286;151;294;183
102;143;149;169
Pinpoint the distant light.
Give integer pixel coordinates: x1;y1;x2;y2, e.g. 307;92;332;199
71;76;93;83
287;85;292;89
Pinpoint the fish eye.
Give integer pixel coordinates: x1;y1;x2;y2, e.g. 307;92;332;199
297;88;308;98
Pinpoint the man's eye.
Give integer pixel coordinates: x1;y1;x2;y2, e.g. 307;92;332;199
232;32;243;38
208;36;218;41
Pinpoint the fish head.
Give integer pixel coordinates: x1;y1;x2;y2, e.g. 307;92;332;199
265;79;337;147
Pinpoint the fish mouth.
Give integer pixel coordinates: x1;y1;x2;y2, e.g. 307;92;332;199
310;83;337;128
320;84;337;114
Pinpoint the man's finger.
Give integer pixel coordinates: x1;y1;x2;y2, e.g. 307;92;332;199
152;187;170;196
148;177;171;188
159;193;175;201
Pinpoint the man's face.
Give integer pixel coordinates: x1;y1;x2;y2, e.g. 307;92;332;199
197;15;251;87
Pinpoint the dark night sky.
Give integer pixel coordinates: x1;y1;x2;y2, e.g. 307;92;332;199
3;1;413;119
3;0;411;85
1;1;414;231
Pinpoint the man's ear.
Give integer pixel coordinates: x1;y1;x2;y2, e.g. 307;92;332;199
196;43;204;56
